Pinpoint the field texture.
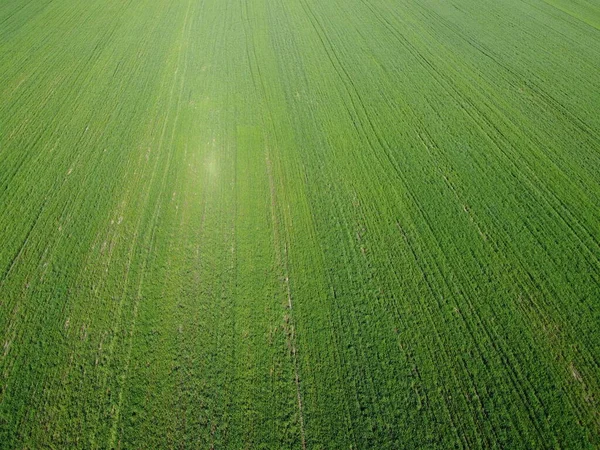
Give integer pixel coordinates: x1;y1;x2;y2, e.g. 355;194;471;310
1;0;600;448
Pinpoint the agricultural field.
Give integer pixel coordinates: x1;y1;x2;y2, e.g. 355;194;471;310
1;0;600;447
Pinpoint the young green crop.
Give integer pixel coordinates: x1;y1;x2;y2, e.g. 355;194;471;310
1;0;599;447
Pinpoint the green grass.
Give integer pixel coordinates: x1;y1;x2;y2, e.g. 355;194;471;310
1;0;600;447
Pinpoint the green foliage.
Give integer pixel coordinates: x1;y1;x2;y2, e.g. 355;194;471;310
1;0;599;447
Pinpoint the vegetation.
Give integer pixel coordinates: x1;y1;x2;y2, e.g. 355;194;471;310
1;0;599;447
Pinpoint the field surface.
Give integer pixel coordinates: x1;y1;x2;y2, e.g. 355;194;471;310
1;0;600;448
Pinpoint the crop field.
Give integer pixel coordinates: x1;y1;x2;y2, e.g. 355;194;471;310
1;0;600;447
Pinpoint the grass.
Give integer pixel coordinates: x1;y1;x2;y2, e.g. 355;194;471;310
1;0;599;447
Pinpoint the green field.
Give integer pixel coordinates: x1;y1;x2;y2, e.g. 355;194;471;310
1;0;600;447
